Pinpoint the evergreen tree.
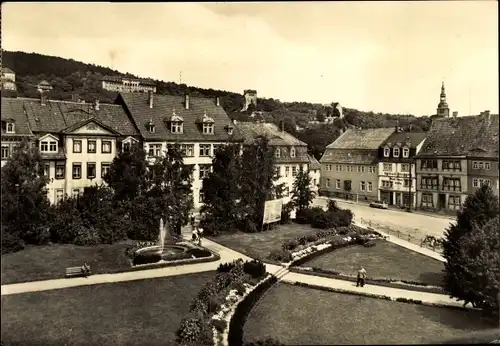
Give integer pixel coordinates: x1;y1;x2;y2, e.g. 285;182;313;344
200;144;241;235
453;216;499;315
238;136;277;232
1;138;50;242
442;183;499;310
291;166;316;212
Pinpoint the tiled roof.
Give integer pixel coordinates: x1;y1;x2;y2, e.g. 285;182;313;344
416;115;499;158
382;132;427;148
1;98;33;136
326;128;395;150
118;92;243;142
320;149;379;165
61;117;121;135
2;67;14;74
307;154;321;170
3;97;139;136
235;122;307;146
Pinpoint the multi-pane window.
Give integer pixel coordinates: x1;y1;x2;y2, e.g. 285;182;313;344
326;164;332;171
49;141;57;152
403;179;410;187
367;182;372;192
123;142;131;153
275;149;281;158
421;159;438;170
72;163;82;179
290;147;296;158
101;163;111;178
6;123;15;133
202;123;214;134
102;140;112;154
442;160;461;171
401;164;410;172
360;181;366;191
40;140;57;152
292;166;297;177
171;122;183;133
473;178;490;188
383;163;392;172
73;140;82;153
442;177;461;191
382;180;393;188
393;148;400;157
368;166;376;174
148;144;162;157
55;164;65;179
72;189;80;199
336;179;341;189
421;193;433;208
199;144;211;157
87;140;97;153
87;163;96;179
1;146;9;159
44;164;50;178
448;195;461;209
421;176;438;189
275;166;280;177
336;165;342;172
325;178;330;188
199;165;212;179
473;161;491;170
402;147;410;158
285;166;290;177
383;148;390;157
180;144;194;157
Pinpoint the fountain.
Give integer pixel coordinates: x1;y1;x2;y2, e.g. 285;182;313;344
132;217;212;266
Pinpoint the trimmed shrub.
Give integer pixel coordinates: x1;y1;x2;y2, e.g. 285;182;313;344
217;262;236;273
73;225;101;246
281;238;299;251
212;318;227;332
305;233;319;242
268;249;292;263
335;209;354;227
231;281;248;296
243;260;266;279
187;248;212;258
396;297;423;305
295;208;310;224
1;229;25;254
327;199;340;212
177;315;204;344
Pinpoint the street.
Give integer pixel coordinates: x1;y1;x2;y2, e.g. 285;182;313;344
313;198;454;239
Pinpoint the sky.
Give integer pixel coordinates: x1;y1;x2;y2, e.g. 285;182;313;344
2;1;498;116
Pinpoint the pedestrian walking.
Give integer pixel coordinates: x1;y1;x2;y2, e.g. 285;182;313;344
197;227;204;246
192;227;198;243
356;266;367;287
190;214;196;229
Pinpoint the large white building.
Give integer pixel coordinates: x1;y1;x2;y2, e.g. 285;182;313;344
234;122;317;207
1;67;17;91
1;95;140;203
102;76;157;93
377;131;427;208
117;91;243;210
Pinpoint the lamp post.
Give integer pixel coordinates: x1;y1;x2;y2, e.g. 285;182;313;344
407;157;413;212
14;183;20;220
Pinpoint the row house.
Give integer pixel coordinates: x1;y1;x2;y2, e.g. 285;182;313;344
1;95;140;203
101;76;157;93
234;121;314;205
117;91;243;210
1;98;34;166
415;112;499;212
320;128;395;202
378;131;427;208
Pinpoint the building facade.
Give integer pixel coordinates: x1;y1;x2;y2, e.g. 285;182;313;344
415;112;499;212
1;95;140;203
320;128;395;202
102;76;157;93
378;131;427;208
242;89;257;112
234;121;311;207
1;67;17;91
117;91;243;210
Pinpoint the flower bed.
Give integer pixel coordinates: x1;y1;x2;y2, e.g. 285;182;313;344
176;259;268;346
289;266;445;294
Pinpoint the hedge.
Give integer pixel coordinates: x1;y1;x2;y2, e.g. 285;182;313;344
227;275;279;346
290;239;356;267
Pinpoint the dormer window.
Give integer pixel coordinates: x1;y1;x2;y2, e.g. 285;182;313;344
40;139;58;153
147;120;155;133
290;147;296;158
275;148;281;158
383;147;390;157
224;125;234;136
170;112;184;134
198;111;215;135
402;147;410;158
6;122;15;133
393;147;400;157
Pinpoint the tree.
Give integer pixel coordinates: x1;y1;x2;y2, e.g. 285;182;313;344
200;144;241;235
238;137;277;232
291;167;315;212
452;216;499;315
1;138;50;243
104;145;149;201
442;183;499;312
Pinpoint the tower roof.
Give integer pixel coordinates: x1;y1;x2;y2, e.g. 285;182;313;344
437;81;449;109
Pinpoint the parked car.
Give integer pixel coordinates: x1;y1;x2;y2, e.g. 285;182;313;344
369;200;388;209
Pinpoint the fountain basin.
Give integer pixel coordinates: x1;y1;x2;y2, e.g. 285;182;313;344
133;244;212;266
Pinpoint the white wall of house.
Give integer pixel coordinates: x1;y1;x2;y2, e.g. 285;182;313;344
377;162;417;207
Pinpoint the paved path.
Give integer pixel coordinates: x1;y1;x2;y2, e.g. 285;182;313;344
313;197;454;239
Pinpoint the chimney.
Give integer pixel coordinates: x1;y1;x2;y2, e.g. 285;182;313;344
216;97;220;106
94;99;100;111
185;94;190;110
452;111;458;118
40;93;47;106
484;110;490;117
148;90;154;109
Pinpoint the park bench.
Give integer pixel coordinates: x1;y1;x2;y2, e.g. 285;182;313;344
65;264;91;278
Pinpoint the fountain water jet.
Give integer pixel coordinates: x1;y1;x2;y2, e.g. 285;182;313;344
159;217;167;253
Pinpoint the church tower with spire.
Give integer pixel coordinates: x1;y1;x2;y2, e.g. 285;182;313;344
436;81;450;117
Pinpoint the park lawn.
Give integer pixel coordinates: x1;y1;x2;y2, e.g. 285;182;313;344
207;223;319;261
1;240;136;285
301;239;445;286
244;283;496;345
1;271;215;346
